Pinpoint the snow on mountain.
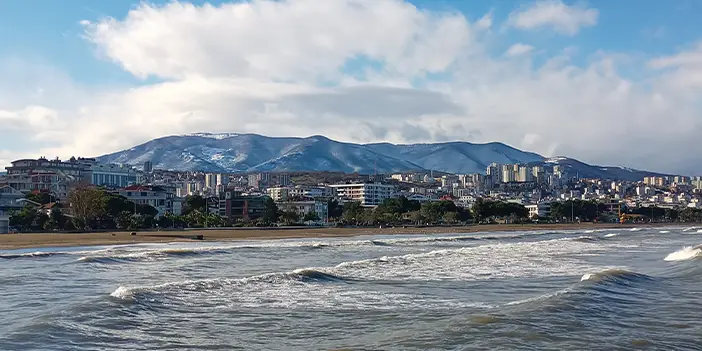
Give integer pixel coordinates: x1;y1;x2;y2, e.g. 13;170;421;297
97;134;541;174
96;133;667;179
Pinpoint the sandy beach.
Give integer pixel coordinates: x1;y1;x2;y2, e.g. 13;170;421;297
0;223;661;250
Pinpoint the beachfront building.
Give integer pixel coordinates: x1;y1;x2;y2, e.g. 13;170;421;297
218;190;268;223
330;182;395;207
113;185;175;217
4;158;86;197
525;203;551;219
85;161;141;188
277;200;328;223
4;157;141;198
0;185;24;234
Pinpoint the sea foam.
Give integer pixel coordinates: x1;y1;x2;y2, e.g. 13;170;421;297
664;246;702;261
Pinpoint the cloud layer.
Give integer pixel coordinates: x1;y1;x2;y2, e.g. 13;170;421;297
1;0;702;175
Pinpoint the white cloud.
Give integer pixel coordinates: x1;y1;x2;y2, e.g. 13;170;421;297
508;0;598;36
475;11;493;30
1;0;702;175
505;43;535;57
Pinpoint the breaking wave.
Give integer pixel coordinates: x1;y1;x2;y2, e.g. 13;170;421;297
664;246;702;262
603;233;619;238
111;268;348;301
580;269;654;283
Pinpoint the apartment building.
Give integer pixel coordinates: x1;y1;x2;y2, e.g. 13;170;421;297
114;185;175;217
330;182;395;207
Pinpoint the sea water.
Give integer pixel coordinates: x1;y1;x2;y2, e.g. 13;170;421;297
1;227;700;350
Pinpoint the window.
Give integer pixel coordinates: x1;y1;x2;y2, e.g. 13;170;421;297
141;192;147;197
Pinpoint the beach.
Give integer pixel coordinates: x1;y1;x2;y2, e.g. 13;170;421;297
0;223;650;250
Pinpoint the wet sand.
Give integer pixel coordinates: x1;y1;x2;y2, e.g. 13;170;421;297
0;223;653;250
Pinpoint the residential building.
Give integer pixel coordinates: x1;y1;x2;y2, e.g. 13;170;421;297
525;203;551;219
330;182;395;207
218;190;268;222
86;162;141;187
114;185;175;217
143;161;153;173
4;157;86;197
278;200;328;223
205;173;217;189
0;185;24;234
5;157;141;198
267;187;290;202
277;173;291;187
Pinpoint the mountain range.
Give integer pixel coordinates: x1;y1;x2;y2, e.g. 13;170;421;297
97;133;668;181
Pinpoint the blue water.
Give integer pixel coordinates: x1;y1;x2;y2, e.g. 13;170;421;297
1;227;701;350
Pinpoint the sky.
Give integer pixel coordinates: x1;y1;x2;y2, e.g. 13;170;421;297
1;0;702;174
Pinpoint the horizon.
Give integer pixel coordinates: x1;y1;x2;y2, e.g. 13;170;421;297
1;0;702;174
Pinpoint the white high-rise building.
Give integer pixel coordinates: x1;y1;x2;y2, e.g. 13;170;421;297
330;183;395;207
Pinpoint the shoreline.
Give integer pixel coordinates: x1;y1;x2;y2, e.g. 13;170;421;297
0;223;683;251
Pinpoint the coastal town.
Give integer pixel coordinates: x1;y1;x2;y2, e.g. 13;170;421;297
1;156;702;234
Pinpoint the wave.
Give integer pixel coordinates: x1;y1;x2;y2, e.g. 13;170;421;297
572;236;599;243
659;230;671;234
664;246;702;261
78;247;234;263
629;228;643;232
111;268;347;301
580;268;654;283
682;227;696;232
0;251;66;259
603;233;619;238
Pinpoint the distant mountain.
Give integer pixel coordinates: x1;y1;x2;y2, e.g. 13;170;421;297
96;133;666;180
533;157;670;182
97;133;542;174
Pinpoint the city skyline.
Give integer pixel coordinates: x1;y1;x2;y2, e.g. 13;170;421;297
2;0;702;174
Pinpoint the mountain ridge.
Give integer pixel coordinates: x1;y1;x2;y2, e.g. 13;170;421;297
97;133;668;181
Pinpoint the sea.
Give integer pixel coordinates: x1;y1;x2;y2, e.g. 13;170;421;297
1;227;701;350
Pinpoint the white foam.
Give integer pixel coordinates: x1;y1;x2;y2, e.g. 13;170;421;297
110;286;134;299
664;246;702;261
581;273;594;281
603;233;619;238
659;230;670;234
697;230;702;233
630;228;642;232
682;227;696;232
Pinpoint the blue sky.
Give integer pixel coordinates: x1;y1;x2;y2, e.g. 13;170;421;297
1;0;702;174
2;0;700;85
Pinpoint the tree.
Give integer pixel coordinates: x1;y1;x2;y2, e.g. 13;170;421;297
280;210;300;224
26;192;53;205
182;195;207;216
342;201;363;224
409;211;424;225
420;202;443;224
10;205;38;231
303;212;320;222
327;198;343;220
116;211;133;229
262;198;279;224
67;186;106;230
442;211;458;224
44;208;67;231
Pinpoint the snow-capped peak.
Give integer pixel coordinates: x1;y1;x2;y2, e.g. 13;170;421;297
183;132;240;140
544;156;568;163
